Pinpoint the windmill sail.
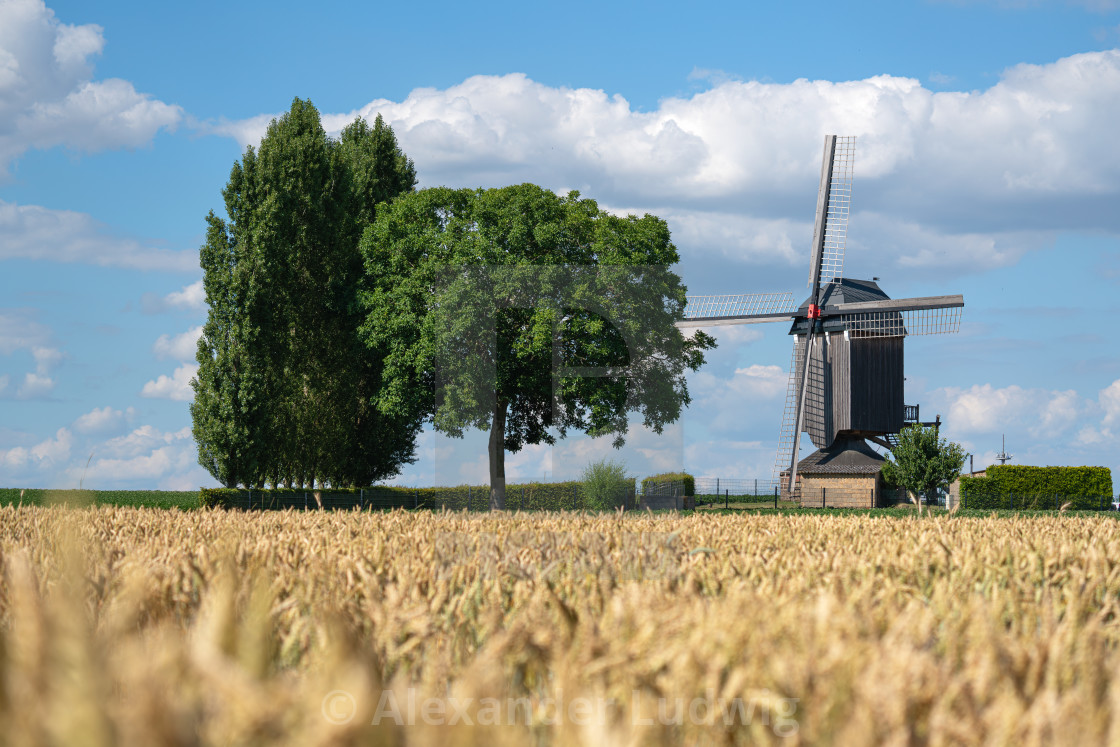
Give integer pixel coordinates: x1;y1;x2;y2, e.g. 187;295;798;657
678;292;797;327
808;136;855;289
831;295;964;337
773;336;807;484
788;134;854;494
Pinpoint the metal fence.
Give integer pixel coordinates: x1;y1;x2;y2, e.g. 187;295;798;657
694;478;781;497
638;480;692;510
217;485;642;512
212;484;1120;513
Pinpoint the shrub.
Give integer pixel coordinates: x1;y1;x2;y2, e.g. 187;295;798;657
580;459;633;511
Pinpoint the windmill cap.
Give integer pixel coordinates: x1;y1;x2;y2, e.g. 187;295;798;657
790;278;894;334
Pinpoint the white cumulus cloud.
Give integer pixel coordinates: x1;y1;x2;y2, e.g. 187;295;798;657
1100;379;1120;428
0;0;182;174
16;371;53;399
0;308;51;354
140;363;197;401
694;364;788;404
97;424;190;460
31;345;62;373
214;51;1120;275
63;425;199;488
0;199;198;270
72;405;130;435
688;363;788;439
936;383;1084;438
32;426;71;463
1;427;72;472
153;326;202;362
141;280;206;313
940;383;1032;434
708;326;766;345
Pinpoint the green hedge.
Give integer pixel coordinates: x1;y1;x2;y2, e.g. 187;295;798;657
199;480;634;512
200;487;412;510
499;481;632;511
959;466;1114;510
0;489;199;509
641;472;694;496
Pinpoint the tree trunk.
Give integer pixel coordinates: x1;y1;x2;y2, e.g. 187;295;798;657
488;398;507;510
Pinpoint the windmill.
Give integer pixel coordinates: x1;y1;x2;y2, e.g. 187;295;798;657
677;135;964;496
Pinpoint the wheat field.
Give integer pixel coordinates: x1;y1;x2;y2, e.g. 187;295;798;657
2;505;1119;746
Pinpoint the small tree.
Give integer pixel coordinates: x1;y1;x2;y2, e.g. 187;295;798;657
581;458;631;511
881;424;967;513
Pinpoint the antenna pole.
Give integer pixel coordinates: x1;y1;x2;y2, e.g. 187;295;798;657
995;434;1013;465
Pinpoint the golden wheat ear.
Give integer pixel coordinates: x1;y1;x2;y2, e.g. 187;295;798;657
1060;502;1073;513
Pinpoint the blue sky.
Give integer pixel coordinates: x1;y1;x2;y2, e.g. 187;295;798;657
2;0;1120;490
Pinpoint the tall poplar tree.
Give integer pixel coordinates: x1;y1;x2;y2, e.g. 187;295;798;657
192;99;420;488
191;208;248;488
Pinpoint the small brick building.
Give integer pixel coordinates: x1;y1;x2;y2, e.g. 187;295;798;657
787;437;887;508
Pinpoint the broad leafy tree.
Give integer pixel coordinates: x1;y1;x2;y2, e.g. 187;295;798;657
192;100;420;488
360;184;715;509
881;424;967;510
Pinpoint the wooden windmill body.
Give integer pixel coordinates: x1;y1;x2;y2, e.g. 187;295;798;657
677;136;964;499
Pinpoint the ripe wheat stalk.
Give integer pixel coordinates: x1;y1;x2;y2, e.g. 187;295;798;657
1;505;1119;745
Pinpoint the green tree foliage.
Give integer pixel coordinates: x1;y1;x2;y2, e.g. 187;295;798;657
192;99;420;488
360;183;715;509
881;424;967;507
581;458;632;511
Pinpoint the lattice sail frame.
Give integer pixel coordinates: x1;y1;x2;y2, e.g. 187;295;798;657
837;306;963;337
813;136;855;287
682;292;797;322
773;336;807;483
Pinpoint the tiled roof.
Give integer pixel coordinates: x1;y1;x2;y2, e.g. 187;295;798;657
796;277;889;313
797;437;886;475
